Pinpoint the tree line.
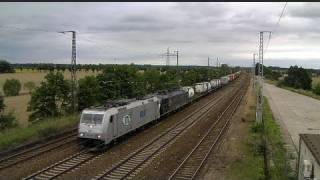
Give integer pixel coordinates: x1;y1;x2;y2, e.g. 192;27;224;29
0;60;236;128
27;64;234;123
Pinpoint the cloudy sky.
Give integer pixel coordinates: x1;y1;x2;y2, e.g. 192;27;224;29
0;2;320;68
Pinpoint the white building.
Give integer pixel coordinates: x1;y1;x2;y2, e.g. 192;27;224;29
298;134;320;180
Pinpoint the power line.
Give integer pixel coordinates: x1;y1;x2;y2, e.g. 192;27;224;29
265;2;288;54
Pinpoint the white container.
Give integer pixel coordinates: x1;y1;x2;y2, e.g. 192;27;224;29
181;86;195;98
195;83;206;93
204;82;211;91
210;79;220;88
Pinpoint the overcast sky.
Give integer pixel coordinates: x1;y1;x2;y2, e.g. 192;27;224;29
0;2;320;68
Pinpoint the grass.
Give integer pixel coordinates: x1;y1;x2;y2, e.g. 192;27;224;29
263;97;295;180
226;93;294;179
4;94;31;127
0;114;79;151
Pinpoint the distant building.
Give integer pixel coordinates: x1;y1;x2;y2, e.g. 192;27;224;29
298;134;320;180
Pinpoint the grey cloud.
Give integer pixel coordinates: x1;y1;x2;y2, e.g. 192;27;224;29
0;2;319;68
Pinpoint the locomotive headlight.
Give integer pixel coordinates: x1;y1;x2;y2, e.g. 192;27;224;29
97;135;101;139
79;133;84;137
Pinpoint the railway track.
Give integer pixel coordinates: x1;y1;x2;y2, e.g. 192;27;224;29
0;131;78;170
23;77;241;180
168;79;249;180
93;78;246;180
23;147;101;180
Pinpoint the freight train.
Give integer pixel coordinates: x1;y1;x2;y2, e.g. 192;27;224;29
78;71;241;145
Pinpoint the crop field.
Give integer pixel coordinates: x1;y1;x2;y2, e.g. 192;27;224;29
1;70;100;127
0;69;100;94
312;76;320;88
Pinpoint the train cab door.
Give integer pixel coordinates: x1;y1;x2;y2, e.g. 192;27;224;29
109;115;117;138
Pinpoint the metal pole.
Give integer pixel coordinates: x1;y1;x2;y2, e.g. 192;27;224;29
253;53;256;89
71;31;77;112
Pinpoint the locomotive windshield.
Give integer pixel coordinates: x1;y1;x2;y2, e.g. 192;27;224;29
81;113;104;124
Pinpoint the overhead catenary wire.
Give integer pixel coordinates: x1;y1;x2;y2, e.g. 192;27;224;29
264;2;288;55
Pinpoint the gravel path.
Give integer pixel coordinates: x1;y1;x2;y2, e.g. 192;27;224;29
264;83;320;150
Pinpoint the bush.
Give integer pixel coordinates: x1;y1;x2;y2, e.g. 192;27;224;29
0;60;15;73
313;83;320;95
23;81;36;93
0;95;17;130
0;113;17;130
3;79;21;96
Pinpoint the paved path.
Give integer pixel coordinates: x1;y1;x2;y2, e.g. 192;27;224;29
264;83;320;151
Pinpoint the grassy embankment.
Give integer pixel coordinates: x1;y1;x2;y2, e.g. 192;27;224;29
265;77;320;101
0;114;79;150
227;95;294;180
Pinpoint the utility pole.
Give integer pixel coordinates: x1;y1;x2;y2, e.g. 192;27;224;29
253;53;257;89
174;50;179;69
207;57;210;67
59;31;77;112
216;57;219;68
166;47;170;66
257;31;272;180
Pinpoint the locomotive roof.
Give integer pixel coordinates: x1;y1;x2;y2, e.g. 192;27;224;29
85;96;158;111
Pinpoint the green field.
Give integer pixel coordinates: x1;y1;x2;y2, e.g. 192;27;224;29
1;70;100;127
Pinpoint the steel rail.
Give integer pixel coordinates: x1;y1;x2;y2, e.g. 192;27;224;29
0;132;78;170
168;79;248;180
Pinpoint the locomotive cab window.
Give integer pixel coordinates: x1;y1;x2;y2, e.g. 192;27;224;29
93;114;103;124
81;114;104;124
81;114;92;124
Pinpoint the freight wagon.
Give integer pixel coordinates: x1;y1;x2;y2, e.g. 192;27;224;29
220;76;229;85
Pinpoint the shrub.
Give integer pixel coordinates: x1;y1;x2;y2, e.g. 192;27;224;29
0;113;17;130
0;95;17;130
23;81;36;93
313;83;320;95
3;79;21;96
0;60;15;73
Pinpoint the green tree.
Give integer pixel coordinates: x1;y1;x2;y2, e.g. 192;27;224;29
97;65;144;102
78;76;100;110
27;72;71;122
0;60;15;73
284;66;312;90
23;81;36;93
0;95;17;130
3;79;21;96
